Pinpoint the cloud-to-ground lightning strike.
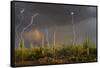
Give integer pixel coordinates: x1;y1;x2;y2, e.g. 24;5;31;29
64;7;76;45
28;13;39;32
71;12;76;45
15;9;24;45
45;28;50;46
21;13;39;40
53;25;57;47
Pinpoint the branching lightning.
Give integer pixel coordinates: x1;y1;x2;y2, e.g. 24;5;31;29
16;9;24;44
21;13;39;40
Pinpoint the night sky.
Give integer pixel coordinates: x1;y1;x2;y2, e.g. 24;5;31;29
14;2;97;48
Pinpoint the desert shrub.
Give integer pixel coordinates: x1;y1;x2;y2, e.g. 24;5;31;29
15;48;31;62
56;47;69;57
29;47;44;60
15;41;97;65
15;48;22;62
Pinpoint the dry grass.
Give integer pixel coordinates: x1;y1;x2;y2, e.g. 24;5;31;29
15;40;97;66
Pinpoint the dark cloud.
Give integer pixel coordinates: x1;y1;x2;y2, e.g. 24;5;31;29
14;2;97;47
15;2;97;29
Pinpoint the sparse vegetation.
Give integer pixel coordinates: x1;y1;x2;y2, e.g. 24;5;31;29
15;39;97;66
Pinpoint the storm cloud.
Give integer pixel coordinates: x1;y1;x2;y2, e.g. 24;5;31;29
14;2;97;47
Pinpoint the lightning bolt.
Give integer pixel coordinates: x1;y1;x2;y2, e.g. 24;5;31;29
44;28;49;46
71;12;76;45
15;9;24;45
27;13;39;32
21;13;39;40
